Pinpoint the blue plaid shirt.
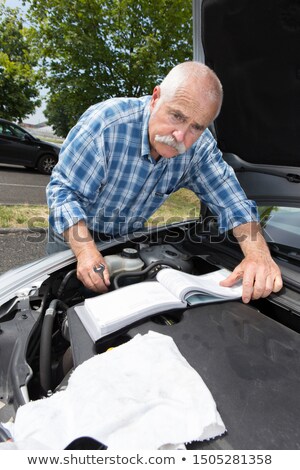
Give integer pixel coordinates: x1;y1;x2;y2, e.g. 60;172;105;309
47;95;258;236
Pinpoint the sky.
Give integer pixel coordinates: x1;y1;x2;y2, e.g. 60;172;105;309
4;0;22;7
4;0;47;124
4;0;30;14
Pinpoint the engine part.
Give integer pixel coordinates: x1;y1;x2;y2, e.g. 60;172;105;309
104;248;144;276
139;244;193;273
112;259;182;290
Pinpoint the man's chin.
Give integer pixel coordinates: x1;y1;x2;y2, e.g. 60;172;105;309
157;144;179;159
160;151;178;159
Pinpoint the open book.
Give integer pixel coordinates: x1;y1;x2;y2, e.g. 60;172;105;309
75;268;242;342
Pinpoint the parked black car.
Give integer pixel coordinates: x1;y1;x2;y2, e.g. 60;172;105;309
0;118;60;175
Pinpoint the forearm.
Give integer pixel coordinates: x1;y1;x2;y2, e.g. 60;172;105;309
232;222;270;257
63;220;98;260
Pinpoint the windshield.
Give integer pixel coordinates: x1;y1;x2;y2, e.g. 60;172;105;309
259;206;300;252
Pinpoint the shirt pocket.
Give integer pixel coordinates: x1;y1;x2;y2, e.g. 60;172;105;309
149;189;174;208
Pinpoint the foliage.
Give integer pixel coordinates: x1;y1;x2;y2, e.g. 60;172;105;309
25;0;193;136
44;91;75;138
0;4;41;121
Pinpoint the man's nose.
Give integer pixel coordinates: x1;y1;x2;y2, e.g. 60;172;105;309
172;129;186;142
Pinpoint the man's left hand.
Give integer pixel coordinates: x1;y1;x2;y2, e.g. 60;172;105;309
220;250;283;303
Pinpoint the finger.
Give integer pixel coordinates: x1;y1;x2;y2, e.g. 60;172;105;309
89;260;111;289
273;274;283;293
257;270;283;298
260;274;275;298
250;266;268;300
93;261;110;287
241;270;256;304
102;265;111;286
77;269;108;293
88;270;109;293
219;269;243;287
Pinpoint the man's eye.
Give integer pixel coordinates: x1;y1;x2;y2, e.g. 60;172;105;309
172;113;184;122
191;124;203;134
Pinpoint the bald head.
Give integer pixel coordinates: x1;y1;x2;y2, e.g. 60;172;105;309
158;61;223;119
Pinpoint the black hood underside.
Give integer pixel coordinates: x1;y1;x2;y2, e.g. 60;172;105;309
201;0;300;167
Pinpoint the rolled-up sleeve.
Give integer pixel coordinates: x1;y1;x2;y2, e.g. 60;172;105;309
46;123;106;234
187;132;259;232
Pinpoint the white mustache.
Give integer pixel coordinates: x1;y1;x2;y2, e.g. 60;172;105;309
154;134;186;154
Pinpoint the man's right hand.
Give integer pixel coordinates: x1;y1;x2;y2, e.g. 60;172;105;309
76;246;110;293
63;221;110;293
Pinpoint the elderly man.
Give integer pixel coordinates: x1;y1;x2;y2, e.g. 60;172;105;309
47;61;282;302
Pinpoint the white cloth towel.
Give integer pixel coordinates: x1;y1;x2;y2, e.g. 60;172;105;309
3;331;225;449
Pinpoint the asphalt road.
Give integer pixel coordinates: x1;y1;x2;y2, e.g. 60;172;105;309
0;164;49;205
0;164;49;274
0;230;48;275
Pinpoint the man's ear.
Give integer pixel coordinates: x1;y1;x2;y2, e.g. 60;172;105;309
150;86;161;111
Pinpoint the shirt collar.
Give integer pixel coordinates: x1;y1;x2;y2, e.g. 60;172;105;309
141;96;152;159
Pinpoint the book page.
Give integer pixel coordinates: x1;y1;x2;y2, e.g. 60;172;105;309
156;268;242;301
78;281;185;340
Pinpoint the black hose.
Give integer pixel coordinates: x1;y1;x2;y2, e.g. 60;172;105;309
56;269;77;299
113;260;181;290
37;281;52;315
39;299;66;396
26;282;52;365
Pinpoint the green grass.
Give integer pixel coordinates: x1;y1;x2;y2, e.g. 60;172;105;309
147;188;200;227
0;205;49;229
0;189;200;229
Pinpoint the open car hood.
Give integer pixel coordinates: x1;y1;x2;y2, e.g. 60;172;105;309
198;0;300;204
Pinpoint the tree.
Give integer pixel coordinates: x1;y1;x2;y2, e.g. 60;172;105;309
44;90;76;138
26;0;193;136
0;4;40;121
